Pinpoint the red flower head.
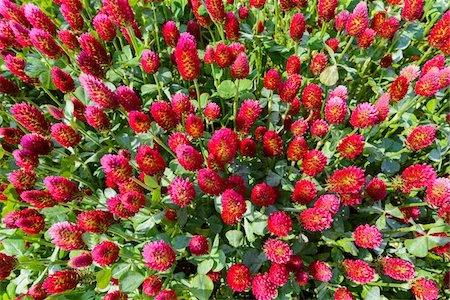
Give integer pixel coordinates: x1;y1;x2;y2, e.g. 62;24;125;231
371;11;387;32
79;33;110;65
136;145;166;175
0;76;19;95
60;4;84;32
20;134;53;155
93;14;116;41
346;2;369;37
190;0;212;27
42;270;78;294
401;163;436;193
44;176;81;203
264;238;292;264
20;190;58;209
174;32;200;80
264;69;281;90
171;93;193;116
285;56;301;76
77;51;105;78
300;207;332;231
0;127;23;145
428;11;450;48
101;154;132;183
325;96;347;124
342;259;375;284
227;264;252;292
401;0;424;21
80;74;119;109
240;138;257;157
51;123;81;148
198;168;225;195
176;144;203;171
438;67;450;89
208;128;239;164
310;119;329;137
406;125;436;151
15;212;45;234
236;100;262;133
46;105;65;120
290;13;306;42
143;275;163;296
154;290;177;300
334;10;349;32
290;120;308;136
231;52;249;79
205;0;225;23
411;277;439;300
10;103;49;135
214;43;233;68
23;4;56;35
203;103;220;121
325;38;339;52
269;263;288;286
119;191;146;213
77;210;114;233
318;0;338;22
278;79;298;103
8;169;36;190
48;222;85;250
251;273;278;300
58;29;79;50
415;67;440;97
389;76;409;102
357;28;375;49
3;55;35;84
308;261;332;282
334;287;354;300
302;150;327;177
302;84;322;110
375;93;390;122
310;53;327;76
168;132;191;152
267;211;292;237
27;284;47;299
142;240;176;271
186;20;200;40
0;0;29;26
314;194;340;215
292;180;317;204
366;178;387;201
204;45;215;64
168;176;196;207
353;224;382;249
12;149;38;171
425;177;450;207
189;235;209;255
107;195;135;218
251;183;277;207
162;21;180;48
92;241;120;266
221;189;246;225
250;0;266;8
102;0;135;26
186;114;204;138
226;175;246;196
114;86;140;112
380;257;415;281
150;101;178;131
225;12;240;41
287;136;308;161
128;111;151;133
104;291;127;300
238;7;249;19
349;102;379;128
337;134;365;160
329;166;365;194
141;50;159;74
263;130;283;157
378;17;399;39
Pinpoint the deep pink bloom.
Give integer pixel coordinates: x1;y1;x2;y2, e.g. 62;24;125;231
174;32;200;80
168;176;196;207
42;270;77;294
142;240;176;271
48;222;85;250
308;261;332;282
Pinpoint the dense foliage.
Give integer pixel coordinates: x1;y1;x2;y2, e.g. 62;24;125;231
0;0;449;299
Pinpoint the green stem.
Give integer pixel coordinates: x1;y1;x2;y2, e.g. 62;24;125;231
337;37;354;63
150;131;176;159
267;90;274;127
153;74;163;99
416;47;433;66
151;2;161;53
194;78;202;114
233;80;241;130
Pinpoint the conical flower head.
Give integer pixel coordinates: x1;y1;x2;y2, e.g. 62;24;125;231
236;100;262;133
162;21;180;48
190;0;212;27
44;176;81;203
10;21;31;47
263;130;283;157
171;93;194;116
0;253;16;280
136;145;166;175
378;17;399;39
415;67;440;97
287;136;308;161
325;97;347;124
12;149;38;171
59;29;79;50
23;4;57;35
85;106;110;131
428;11;450;48
0;76;19;95
10;103;49;134
357;28;375;49
208;128;239;164
48;222;85;250
141;50;159;74
79;74;119;109
168;176;196;207
174;32;200;80
302;84;322;110
334;10;349;32
150;101;178;131
8;169;36;190
290;13;305;42
128;111;151;133
349;102;379;128
264;69;281;90
116;86;142;112
401;0;424;21
186;114;204;138
42;270;78;294
60;4;84;32
198;168;225;195
286;55;301;75
214;43;233;68
225;12;240;41
371;11;387;32
346;2;369;37
30;28;61;58
176;144;203;171
231;52;249;79
102;0;135;26
318;0;338;22
79;33;111;65
0;0;29;27
205;0;226;23
168;132;191;152
380;257;415;281
20;134;53;155
68;252;93;269
78;51;105;78
389;76;409;102
406;125;436;151
310;53;327;76
93;13;116;42
0;127;23;145
92;241;120;266
51;123;81;148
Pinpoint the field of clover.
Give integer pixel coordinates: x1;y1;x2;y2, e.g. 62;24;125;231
0;0;450;299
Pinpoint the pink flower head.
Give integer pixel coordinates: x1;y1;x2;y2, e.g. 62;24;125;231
267;211;292;237
300;207;333;231
354;224;382;248
380;257;415;281
168;176;196;207
44;176;81;203
342;259;375;284
92;241;120;266
142;240;176;271
308;261;332;282
48;222;85;250
174;32;200;81
221;189;247;225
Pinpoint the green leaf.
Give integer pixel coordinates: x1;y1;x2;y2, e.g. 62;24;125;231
172;235;191;250
337;239;359;256
238;79;253;92
306;36;323;50
226;230;244;248
405;236;428;257
320;65;339;86
112;263;131;278
197;4;208;17
218;80;237;99
96;268;112;289
141;84;158;96
144;175;160;189
190;274;214;300
197;259;214;274
119;270;146;293
156;67;172;84
2;239;25;256
364;287;381;300
426;98;437;113
381;159;400;175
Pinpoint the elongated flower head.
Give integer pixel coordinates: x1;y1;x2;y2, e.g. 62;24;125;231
93;14;116;41
221;189;246;225
51;123;81;148
136;145;166;175
346;2;369;37
10;103;49;134
12;149;39;170
225;12;240;41
142;240;176;271
335;10;349;31
59;29;79;50
23;4;57;35
20;190;58;209
290;13;306;42
208;128;239;164
287;136;308;161
150;101;178;131
44;176;81;203
380;257;415;281
318;0;338;22
141;50;159;74
186;114;204;138
190;0;212;27
205;0;226;23
77;210;114;233
378;17;399;39
428;11;450;48
162;21;180;48
0;76;19;95
302;84;322;110
79;33;111;65
325;97;347;124
357;28;375;48
415;67;440;97
174;32;200;80
21;134;53;155
85;106;110;131
198;168;225;195
79;74;118;109
406;125;436;151
264;69;281;90
0;127;23;145
263;130;283;157
231;52;249;79
8;169;36;190
402;0;424;21
310;53;327;76
102;0;135;26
